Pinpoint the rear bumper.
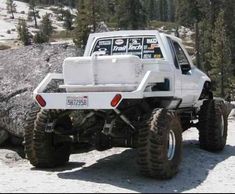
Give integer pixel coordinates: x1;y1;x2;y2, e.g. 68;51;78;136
34;71;174;110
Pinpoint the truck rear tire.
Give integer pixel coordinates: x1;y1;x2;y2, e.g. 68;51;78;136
198;100;228;152
138;109;182;179
24;107;72;168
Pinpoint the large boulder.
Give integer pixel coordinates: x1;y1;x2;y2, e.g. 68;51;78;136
0;44;81;143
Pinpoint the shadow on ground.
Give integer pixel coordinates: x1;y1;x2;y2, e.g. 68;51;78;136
57;141;235;193
30;162;86;172
0;143;25;159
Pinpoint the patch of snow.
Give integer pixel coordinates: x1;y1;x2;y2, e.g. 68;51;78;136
0;0;71;43
0;20;17;40
0;20;15;32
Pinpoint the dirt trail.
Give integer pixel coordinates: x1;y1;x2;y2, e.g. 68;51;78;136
0;119;235;193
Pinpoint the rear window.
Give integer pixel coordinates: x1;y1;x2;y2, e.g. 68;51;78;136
92;36;163;59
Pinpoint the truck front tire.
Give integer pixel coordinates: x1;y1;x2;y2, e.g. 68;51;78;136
24;107;72;168
198;100;228;152
138;109;182;179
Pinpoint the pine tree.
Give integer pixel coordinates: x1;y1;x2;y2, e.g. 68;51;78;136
159;0;168;21
6;0;17;19
63;10;73;30
73;0;91;48
115;0;128;29
167;0;175;22
116;0;147;30
145;0;157;21
90;0;97;32
40;13;53;40
176;0;204;27
29;0;40;28
17;19;31;46
58;3;65;21
223;0;235;75
198;19;213;73
176;0;210;69
210;11;232;97
33;31;47;44
129;0;147;29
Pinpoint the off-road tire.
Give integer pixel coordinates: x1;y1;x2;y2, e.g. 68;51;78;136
138;109;182;179
24;107;72;168
198;100;228;152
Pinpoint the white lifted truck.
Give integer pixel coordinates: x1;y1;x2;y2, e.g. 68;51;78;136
24;31;229;179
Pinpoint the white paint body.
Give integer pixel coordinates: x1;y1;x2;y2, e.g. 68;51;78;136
34;30;211;110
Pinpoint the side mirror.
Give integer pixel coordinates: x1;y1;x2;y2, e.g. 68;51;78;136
180;64;191;75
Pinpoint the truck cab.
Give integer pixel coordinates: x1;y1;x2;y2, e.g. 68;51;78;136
82;31;210;108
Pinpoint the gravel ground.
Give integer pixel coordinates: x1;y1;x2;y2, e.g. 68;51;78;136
0;119;235;193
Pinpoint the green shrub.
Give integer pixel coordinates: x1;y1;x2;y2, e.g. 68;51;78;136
33;32;48;44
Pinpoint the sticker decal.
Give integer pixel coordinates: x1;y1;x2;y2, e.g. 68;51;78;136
146;38;158;44
113;38;128;54
92;36;163;59
143;37;163;59
143;54;152;59
99;40;112;46
128;45;142;50
115;39;124;45
148;44;159;49
154;54;162;59
113;46;127;52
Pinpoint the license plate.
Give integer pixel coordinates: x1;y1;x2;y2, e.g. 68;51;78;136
66;96;88;108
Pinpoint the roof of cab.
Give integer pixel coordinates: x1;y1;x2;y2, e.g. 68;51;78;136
88;30;182;43
89;30;160;38
84;30;182;56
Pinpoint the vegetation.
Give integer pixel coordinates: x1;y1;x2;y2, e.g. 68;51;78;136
15;0;235;98
63;10;73;31
73;0;91;48
6;0;17;19
17;19;31;46
34;13;53;43
33;31;48;44
28;0;40;28
210;11;232;97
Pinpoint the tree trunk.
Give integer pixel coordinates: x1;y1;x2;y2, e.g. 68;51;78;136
195;22;201;69
91;0;96;32
33;9;38;28
10;5;14;19
159;0;163;21
11;8;14;19
221;41;225;97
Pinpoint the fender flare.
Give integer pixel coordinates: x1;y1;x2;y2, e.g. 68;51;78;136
199;81;213;100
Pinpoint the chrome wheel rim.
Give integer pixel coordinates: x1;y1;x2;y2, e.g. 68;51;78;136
220;115;225;137
167;130;176;161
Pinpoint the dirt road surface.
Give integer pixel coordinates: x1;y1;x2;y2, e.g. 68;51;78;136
0;119;235;193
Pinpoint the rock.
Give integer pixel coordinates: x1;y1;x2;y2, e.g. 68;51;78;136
0;128;9;145
0;44;81;142
5;152;22;162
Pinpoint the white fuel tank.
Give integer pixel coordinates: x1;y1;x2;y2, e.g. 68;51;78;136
63;55;144;86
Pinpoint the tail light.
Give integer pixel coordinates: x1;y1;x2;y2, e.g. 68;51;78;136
36;95;46;107
111;94;122;107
